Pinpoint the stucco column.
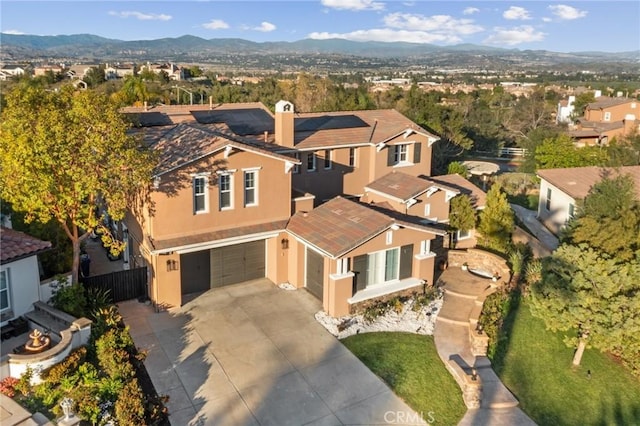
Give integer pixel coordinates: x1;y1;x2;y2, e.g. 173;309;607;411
327;272;355;317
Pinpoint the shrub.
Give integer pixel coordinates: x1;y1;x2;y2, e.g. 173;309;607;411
42;346;87;385
14;367;33;396
478;289;514;360
86;286;112;317
51;283;87;318
92;305;124;338
0;377;19;397
96;328;136;380
115;378;145;425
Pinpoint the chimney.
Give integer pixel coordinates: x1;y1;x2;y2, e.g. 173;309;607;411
264;131;269;143
275;100;294;148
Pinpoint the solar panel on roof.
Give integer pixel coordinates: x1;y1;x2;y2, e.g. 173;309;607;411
191;108;274;136
125;112;173;127
294;115;370;132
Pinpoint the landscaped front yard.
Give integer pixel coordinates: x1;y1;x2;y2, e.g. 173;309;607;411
494;300;640;425
342;332;466;426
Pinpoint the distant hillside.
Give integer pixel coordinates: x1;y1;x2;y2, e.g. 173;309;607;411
1;33;638;64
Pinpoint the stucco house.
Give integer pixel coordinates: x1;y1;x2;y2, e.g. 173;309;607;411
0;227;51;326
123;100;470;315
537;165;640;235
569;97;639;146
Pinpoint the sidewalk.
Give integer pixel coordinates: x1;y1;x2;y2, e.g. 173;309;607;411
510;204;559;253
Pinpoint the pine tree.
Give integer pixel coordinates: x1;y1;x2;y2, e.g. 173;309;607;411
477;184;514;253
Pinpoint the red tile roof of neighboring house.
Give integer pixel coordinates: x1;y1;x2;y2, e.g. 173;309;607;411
429;174;487;209
1;227;52;264
287;196;444;258
537;166;640;200
586;97;635;110
365;171;460;202
149;220;289;253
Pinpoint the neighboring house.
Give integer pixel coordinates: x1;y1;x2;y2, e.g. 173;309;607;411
286;196;446;316
140;62;184;80
556;95;575;124
569;97;639;146
104;64;135;80
0;227;51;325
537;165;640;235
66;64;97;80
34;65;63;76
0;65;26;80
124;100;445;313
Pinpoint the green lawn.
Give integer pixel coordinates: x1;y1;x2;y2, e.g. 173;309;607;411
342;332;466;426
495;300;640;425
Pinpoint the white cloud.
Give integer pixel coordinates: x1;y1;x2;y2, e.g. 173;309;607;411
2;29;25;35
383;13;483;35
484;25;545;46
548;4;587;20
321;0;385;11
254;22;276;32
202;19;230;30
108;11;171;21
503;6;531;20
463;7;479;15
308;29;459;44
542;17;552;22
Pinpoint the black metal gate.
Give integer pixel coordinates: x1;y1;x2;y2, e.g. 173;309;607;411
83;267;148;303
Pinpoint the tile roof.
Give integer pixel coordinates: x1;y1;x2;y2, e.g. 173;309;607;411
365;171;461;202
287;196;443;258
537;166;640;200
429;174;487;209
586;97;635;110
150;123;299;176
150;220;288;253
1;227;52;264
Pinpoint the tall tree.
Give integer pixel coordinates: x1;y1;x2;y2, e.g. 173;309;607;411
449;195;476;247
565;174;640;261
477;184;514;253
0;84;155;283
530;244;640;366
535;134;608;170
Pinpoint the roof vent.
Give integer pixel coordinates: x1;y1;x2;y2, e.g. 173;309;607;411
332;209;344;215
568;181;576;186
349;216;362;223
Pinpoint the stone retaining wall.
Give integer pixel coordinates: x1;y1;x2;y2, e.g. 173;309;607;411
446;248;511;285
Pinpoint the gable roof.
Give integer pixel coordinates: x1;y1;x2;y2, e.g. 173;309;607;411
1;227;51;265
286;196;444;258
537;166;640;200
365;171;461;203
150;123;299;177
429;174;487;209
586;97;635;110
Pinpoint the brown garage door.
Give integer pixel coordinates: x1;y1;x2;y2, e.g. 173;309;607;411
210;240;266;288
180;250;211;295
306;248;324;301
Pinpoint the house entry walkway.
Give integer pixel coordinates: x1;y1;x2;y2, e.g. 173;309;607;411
120;279;426;426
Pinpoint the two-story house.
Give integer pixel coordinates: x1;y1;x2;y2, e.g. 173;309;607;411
537;165;640;235
569;97;639;146
124;100;479;316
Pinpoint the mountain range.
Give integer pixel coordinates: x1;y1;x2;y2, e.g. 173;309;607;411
1;33;638;66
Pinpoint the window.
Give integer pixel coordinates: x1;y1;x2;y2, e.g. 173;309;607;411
568;203;575;220
394;144;409;163
307;152;317;172
367;248;399;285
603;112;611;122
349;147;357;167
219;174;232;209
323;150;332;170
545;188;552;211
293;153;301;174
193;176;208;213
0;270;10;313
420;239;432;255
337;258;350;275
386;230;393;245
424;204;431;217
456;230;471;240
244;171;257;206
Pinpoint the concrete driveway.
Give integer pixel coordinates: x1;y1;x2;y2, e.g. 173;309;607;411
119;279;424;426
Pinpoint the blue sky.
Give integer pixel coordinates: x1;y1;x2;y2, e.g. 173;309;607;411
2;1;639;52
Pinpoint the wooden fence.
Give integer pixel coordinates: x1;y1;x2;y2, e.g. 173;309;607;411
83;267;148;303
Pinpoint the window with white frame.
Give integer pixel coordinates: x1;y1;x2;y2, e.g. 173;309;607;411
293;152;301;174
349;147;357;167
307;152;317;172
244;170;257;206
394;144;409;164
420;239;432;255
386;230;393;245
545;188;552;211
219;174;232;209
323;149;332;170
457;230;471;240
193;176;208;213
367;248;399;284
337;258;350;275
424;203;431;217
568;203;575;220
604;112;611;122
0;270;10;313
